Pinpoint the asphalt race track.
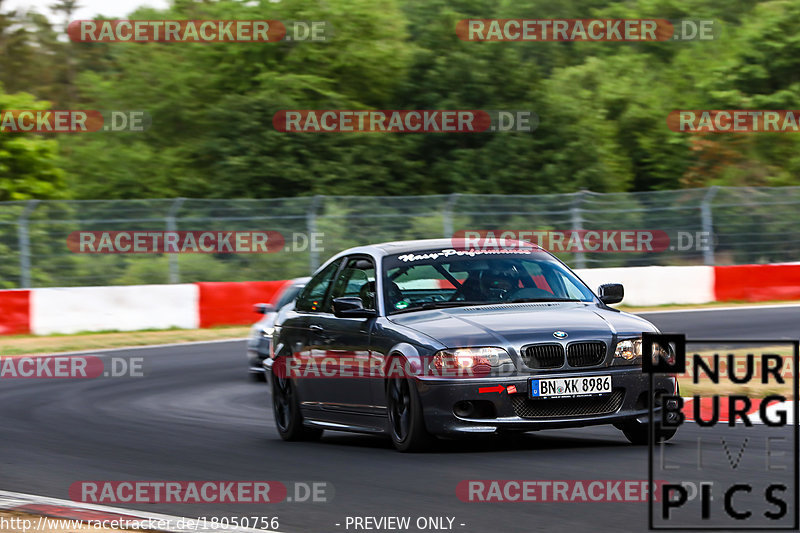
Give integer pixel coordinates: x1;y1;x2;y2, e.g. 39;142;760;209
638;304;800;340
1;305;798;533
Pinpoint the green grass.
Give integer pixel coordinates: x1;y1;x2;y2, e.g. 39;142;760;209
1;326;250;356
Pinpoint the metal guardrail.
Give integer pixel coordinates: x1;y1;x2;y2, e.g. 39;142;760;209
2;186;799;288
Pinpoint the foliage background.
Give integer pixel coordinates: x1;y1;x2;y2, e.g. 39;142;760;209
1;0;799;287
3;0;799;202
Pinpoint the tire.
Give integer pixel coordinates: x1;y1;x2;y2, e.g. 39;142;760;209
270;368;322;441
620;420;677;445
386;377;434;452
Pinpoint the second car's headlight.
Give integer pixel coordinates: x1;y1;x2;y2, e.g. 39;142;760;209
429;347;514;376
614;337;672;365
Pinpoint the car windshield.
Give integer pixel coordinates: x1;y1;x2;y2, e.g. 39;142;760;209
276;283;304;309
383;248;595;314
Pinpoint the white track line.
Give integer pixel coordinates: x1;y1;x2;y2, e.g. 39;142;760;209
0;489;282;533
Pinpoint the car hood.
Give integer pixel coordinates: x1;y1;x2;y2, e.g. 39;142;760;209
388;302;657;350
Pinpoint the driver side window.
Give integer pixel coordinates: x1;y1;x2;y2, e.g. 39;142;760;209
329;257;376;311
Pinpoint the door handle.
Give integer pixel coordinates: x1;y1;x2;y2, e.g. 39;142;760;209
309;324;324;332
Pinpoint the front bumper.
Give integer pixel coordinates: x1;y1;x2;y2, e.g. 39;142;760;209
416;366;676;436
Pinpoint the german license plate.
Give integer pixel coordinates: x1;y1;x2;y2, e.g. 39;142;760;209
529;375;612;399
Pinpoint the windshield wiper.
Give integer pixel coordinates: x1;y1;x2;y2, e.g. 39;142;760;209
507;297;583;303
391;301;484;314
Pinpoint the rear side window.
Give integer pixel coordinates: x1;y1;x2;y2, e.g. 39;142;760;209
295;260;340;312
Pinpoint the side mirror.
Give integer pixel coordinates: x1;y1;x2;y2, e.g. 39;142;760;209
598;283;624;305
254;303;276;314
332;297;377;318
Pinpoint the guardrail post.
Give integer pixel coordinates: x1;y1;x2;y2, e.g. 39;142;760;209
307;195;323;274
570;191;586;269
700;186;719;265
443;193;460;238
166;197;185;283
18;199;40;288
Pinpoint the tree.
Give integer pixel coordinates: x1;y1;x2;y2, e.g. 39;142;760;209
0;88;65;201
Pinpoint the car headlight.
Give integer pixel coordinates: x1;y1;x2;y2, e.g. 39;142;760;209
269;325;281;358
614;339;643;361
259;326;275;338
429;347;514;376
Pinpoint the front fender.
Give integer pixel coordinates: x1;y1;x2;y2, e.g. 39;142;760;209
385;342;424;377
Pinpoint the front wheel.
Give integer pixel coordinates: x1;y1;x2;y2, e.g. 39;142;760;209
386;377;434;452
271;369;322;441
620;420;677;445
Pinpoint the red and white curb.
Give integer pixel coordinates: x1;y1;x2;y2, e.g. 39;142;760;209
0;490;281;533
682;397;795;424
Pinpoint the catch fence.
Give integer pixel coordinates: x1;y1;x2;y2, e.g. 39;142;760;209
1;186;798;288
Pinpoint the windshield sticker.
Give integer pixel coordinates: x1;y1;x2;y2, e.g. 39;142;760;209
397;248;533;262
394;300;410;309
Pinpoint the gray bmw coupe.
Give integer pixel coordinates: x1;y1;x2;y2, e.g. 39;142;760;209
266;239;677;452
